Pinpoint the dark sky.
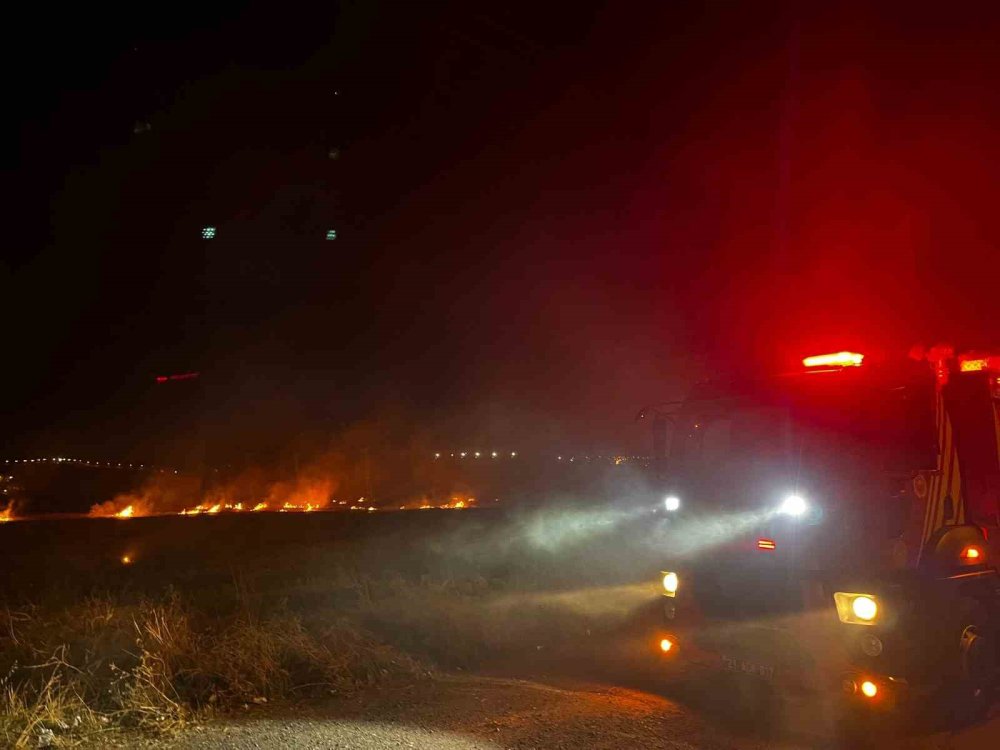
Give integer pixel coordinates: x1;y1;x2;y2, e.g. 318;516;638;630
2;1;999;464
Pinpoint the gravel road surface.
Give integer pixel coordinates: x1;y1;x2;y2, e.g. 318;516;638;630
99;673;999;750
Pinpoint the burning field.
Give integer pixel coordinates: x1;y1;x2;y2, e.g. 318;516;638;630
84;466;345;520
0;492;665;748
1;454;481;523
0;447;659;747
86;495;478;519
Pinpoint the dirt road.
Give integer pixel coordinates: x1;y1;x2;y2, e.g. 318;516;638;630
103;673;999;750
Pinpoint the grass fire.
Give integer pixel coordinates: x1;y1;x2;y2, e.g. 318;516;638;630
0;492;666;747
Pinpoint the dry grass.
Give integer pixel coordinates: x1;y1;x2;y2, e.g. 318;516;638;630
0;590;425;748
0;507;660;746
0;573;638;747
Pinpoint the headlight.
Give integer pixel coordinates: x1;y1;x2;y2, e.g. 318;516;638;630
834;592;879;625
778;494;807;516
664;496;681;512
851;596;878;621
662;571;679;596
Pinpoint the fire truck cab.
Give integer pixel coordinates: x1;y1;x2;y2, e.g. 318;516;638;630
651;348;1000;720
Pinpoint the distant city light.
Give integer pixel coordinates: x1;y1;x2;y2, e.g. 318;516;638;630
201;226;216;239
325;229;337;240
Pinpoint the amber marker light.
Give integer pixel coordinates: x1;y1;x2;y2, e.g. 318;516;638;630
802;351;865;368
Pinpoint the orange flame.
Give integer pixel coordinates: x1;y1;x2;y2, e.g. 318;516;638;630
438;497;475;510
89;495;155;519
176;499;325;515
277;500;324;512
0;504;14;523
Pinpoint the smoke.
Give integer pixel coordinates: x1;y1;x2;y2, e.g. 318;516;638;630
88;454;345;517
404;477;778;605
262;476;338;509
88;473;204;517
89;495;152;518
518;505;651;551
485;582;653;620
659;508;772;557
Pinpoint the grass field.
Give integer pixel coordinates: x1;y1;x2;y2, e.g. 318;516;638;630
0;503;665;747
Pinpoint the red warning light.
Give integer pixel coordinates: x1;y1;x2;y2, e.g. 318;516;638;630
802;352;865;368
757;538;777;551
961;545;983;561
154;372;200;383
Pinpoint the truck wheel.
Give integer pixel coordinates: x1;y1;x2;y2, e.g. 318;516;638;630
951;624;997;726
926;622;997;729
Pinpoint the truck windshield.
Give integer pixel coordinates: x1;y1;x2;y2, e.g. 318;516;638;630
669;373;937;507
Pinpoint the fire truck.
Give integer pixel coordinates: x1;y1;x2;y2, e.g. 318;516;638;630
648;348;1000;721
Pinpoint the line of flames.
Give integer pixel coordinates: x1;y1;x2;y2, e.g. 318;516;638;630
109;497;475;518
3;496;479;521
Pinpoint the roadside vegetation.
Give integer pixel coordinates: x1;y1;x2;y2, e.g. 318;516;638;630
0;503;661;747
0;591;424;747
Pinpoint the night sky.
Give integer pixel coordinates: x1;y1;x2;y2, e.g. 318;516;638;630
3;2;999;464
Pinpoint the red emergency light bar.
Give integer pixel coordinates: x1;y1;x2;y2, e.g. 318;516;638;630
802;351;865;368
958;354;999;372
154;372;200;383
757;538;777;551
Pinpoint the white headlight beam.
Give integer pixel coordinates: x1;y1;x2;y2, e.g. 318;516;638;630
779;494;807;517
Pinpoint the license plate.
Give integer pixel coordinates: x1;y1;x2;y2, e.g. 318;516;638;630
721;655;775;680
